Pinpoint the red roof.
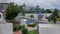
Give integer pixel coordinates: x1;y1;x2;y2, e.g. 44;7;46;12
0;10;5;12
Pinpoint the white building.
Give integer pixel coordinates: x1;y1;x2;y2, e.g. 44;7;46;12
0;10;5;21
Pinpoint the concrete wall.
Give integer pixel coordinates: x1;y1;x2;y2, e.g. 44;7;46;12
25;14;38;19
39;24;60;34
25;13;51;19
20;19;27;28
45;13;51;17
15;13;51;24
0;23;13;34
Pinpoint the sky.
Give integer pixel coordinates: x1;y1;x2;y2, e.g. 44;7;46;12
0;0;60;9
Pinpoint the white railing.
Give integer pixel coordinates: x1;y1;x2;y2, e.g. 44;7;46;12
39;24;60;34
0;23;13;34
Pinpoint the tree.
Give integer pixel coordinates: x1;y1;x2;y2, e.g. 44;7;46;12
48;9;59;24
29;15;34;19
5;3;21;20
46;9;52;13
21;3;26;16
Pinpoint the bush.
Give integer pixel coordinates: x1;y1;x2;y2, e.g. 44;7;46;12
21;25;25;29
13;24;21;32
22;28;28;34
57;18;60;21
21;25;28;34
27;23;36;27
29;15;34;18
13;25;28;34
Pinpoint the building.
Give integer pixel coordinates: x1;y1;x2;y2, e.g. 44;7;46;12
0;11;4;20
22;4;46;13
0;3;9;10
0;3;9;20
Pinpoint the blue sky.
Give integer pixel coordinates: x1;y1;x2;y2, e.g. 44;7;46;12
0;0;60;9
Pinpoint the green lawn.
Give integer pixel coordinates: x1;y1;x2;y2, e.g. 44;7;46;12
28;29;38;34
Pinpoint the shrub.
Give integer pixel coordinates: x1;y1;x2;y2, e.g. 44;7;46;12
27;23;36;27
13;25;28;34
22;28;28;34
13;24;21;32
29;15;34;18
57;18;60;21
21;25;25;29
21;25;28;34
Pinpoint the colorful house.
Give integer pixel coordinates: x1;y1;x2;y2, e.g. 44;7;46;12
0;3;9;19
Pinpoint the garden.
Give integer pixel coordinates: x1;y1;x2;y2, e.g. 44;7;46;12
13;24;38;34
27;23;37;27
13;25;28;34
28;29;38;34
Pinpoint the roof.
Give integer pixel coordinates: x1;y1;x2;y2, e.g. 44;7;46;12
0;10;5;12
0;3;9;5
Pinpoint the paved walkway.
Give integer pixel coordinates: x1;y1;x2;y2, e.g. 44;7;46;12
27;26;37;31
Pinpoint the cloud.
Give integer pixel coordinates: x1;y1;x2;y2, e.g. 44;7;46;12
0;0;60;9
0;0;11;3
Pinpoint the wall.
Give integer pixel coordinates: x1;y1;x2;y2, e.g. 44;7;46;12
0;23;13;34
15;13;51;24
20;19;27;28
25;14;38;19
39;24;60;34
45;13;51;17
25;13;51;19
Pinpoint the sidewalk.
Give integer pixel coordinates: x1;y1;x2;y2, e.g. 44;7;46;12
27;26;37;31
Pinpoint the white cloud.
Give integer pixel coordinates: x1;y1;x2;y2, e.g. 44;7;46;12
0;0;60;9
0;0;11;3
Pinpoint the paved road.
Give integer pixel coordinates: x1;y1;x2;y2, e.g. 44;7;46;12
35;19;60;24
35;19;50;24
38;20;60;24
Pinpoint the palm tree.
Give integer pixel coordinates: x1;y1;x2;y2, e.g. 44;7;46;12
21;3;26;16
48;9;59;24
